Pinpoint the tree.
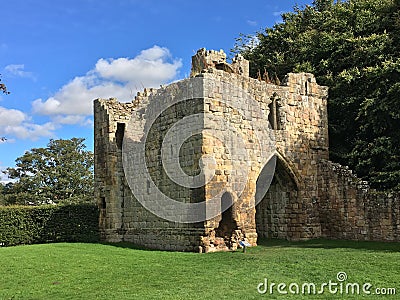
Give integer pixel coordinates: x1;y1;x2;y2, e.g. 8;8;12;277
313;0;334;12
0;74;9;95
3;138;94;205
234;0;400;190
1;75;9;142
0;183;4;205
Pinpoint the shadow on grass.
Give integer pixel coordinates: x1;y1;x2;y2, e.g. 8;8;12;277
99;241;157;251
99;242;194;253
257;238;400;252
100;238;400;253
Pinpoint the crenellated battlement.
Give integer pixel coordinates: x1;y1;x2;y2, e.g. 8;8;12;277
190;48;249;77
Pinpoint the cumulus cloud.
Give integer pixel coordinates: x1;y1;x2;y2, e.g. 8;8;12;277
32;76;125;116
4;64;35;79
0;106;56;140
5;122;56;140
0;45;181;142
32;45;182;122
0;106;26;126
96;46;180;85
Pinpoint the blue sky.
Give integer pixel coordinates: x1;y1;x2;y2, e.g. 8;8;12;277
0;0;312;182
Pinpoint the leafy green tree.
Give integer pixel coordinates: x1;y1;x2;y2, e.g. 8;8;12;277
0;183;4;205
1;75;9;142
234;0;400;190
3;138;94;205
0;74;9;95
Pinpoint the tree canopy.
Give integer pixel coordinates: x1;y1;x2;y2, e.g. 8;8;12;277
1;138;94;205
0;74;9;95
1;75;9;142
235;0;400;190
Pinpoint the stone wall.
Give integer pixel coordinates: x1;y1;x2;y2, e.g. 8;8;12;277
94;90;206;251
94;98;134;242
318;160;400;241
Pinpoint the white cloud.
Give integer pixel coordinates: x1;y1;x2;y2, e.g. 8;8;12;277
0;106;26;126
52;115;87;125
4;122;56;140
96;46;181;85
32;75;125;116
51;115;93;127
32;45;182;121
247;20;257;26
4;64;35;80
0;106;56;140
0;45;181;142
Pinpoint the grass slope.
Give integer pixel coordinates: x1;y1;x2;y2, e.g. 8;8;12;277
0;239;399;299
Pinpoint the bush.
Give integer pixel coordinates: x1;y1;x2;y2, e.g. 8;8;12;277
0;203;99;246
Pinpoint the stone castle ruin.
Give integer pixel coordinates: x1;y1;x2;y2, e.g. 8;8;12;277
94;48;399;252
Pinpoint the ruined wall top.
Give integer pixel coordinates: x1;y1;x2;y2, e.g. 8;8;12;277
190;48;249;78
96;48;328;122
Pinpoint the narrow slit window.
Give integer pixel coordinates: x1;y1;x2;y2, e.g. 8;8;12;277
268;97;281;130
116;123;125;150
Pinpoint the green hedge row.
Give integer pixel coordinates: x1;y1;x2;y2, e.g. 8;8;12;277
0;203;99;246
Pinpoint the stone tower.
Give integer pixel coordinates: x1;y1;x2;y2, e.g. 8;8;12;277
94;48;400;252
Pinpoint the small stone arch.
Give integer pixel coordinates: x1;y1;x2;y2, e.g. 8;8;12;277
215;192;238;247
274;151;300;190
215;192;237;237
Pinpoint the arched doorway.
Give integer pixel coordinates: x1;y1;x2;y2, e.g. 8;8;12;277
255;155;298;239
216;192;237;238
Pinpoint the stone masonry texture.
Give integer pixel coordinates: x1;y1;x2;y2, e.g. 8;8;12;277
94;48;400;252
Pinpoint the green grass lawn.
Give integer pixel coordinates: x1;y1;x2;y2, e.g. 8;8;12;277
0;239;399;299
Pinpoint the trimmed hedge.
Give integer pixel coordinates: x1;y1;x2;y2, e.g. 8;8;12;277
0;203;99;246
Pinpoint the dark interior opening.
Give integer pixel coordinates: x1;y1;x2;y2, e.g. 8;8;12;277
216;193;237;240
101;196;106;209
116;122;125;150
